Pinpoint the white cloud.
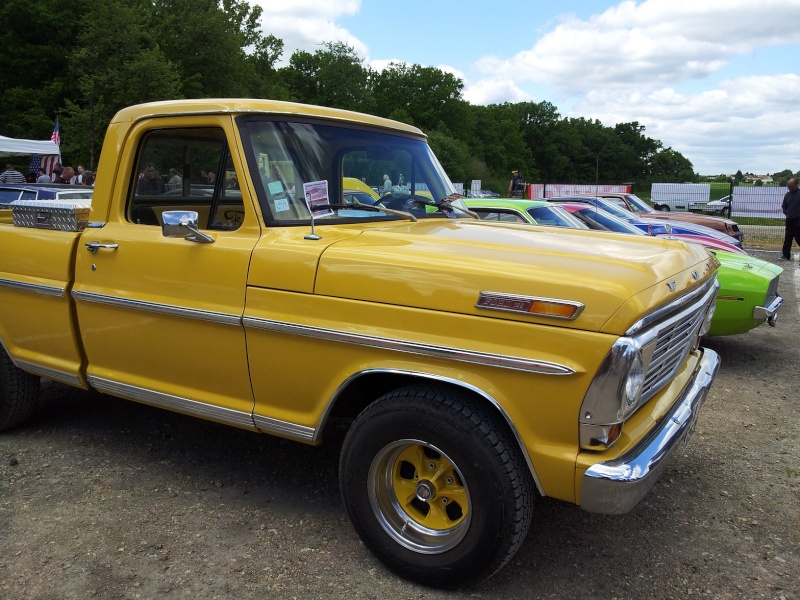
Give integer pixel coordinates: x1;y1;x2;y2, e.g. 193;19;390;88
572;74;800;173
474;0;800;95
251;1;367;63
463;78;534;105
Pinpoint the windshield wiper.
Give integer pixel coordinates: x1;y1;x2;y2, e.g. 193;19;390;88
409;195;479;219
318;202;418;222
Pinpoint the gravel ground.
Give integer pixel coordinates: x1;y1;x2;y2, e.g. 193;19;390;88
1;250;798;600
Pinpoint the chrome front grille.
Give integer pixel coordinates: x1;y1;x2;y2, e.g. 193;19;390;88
641;305;707;400
633;277;719;404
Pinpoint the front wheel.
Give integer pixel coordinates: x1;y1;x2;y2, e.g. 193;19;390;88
0;349;40;431
339;385;533;588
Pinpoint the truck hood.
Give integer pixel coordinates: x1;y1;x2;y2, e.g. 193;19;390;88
314;220;716;334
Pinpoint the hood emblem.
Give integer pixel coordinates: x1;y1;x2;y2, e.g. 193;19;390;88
692;270;700;280
667;280;677;292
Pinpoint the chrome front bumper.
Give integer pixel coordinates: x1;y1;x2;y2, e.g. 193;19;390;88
580;348;720;515
753;295;784;326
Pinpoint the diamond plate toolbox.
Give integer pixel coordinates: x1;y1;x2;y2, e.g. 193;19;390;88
11;200;91;232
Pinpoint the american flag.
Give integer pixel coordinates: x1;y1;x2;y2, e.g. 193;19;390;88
50;118;60;145
28;155;60;180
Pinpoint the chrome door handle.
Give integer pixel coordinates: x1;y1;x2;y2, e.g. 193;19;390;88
85;241;119;254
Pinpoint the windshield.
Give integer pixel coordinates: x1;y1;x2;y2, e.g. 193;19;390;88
590;197;642;222
570;206;645;235
622;194;655;213
527;205;588;229
238;117;463;224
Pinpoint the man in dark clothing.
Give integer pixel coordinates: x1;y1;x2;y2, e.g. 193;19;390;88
781;178;800;260
137;163;165;195
508;169;526;198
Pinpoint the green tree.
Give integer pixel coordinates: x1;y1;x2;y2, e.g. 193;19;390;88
149;0;265;98
651;148;696;182
371;63;470;139
245;34;290;100
280;42;373;112
427;131;472;184
66;0;183;167
0;0;90;140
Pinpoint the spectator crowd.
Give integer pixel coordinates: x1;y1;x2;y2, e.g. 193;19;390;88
0;162;96;186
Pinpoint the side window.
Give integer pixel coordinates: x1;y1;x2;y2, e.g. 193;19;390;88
611;198;628;210
128;128;243;230
474;209;525;223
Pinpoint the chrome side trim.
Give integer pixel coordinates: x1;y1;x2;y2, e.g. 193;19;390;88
252;414;315;442
316;368;546;495
14;359;82;387
0;277;65;297
243;317;574;375
72;291;241;326
580;348;720;515
87;376;258;430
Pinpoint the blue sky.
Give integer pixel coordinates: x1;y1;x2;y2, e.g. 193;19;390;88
252;0;800;175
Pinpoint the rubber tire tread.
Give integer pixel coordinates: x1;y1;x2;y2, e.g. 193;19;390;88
339;384;534;588
0;349;40;431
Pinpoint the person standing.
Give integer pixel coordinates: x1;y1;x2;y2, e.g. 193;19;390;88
508;169;525;198
51;162;63;182
0;164;26;183
36;168;51;183
781;178;800;260
56;166;75;184
137;163;165;194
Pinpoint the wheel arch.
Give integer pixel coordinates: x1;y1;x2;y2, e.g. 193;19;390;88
317;368;545;495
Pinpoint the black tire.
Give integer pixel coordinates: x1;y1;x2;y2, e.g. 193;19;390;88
722;207;731;218
339;384;534;588
0;348;40;431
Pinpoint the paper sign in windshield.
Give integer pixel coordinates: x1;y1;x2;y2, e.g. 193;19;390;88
302;180;333;218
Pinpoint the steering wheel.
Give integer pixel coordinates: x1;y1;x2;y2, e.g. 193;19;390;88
375;194;430;216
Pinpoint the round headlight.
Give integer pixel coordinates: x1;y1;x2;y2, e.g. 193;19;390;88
699;301;716;336
624;350;644;408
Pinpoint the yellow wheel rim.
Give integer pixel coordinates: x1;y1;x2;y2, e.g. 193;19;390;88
368;439;472;554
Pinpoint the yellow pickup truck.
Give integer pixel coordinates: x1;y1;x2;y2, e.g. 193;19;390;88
0;99;720;587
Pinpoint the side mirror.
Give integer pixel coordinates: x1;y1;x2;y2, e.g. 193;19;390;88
162;210;214;243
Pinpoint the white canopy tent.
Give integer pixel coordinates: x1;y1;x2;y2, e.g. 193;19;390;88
0;134;60;158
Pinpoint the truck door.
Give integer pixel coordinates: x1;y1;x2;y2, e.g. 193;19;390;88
72;119;261;429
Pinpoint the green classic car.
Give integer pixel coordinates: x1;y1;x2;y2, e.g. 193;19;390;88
465;198;784;337
705;249;783;336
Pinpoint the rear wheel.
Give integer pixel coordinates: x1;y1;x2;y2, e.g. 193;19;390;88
339;384;534;588
0;349;40;431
